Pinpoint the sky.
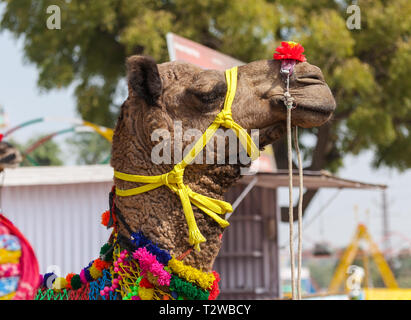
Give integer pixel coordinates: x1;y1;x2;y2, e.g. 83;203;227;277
1;23;410;256
0;30;78;160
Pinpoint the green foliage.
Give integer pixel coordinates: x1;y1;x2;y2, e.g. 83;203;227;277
1;0;410;171
9;136;63;166
307;258;336;290
66;133;111;165
392;254;411;288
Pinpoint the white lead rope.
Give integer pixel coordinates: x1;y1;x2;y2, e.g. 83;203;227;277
286;106;296;300
283;70;304;300
294;127;304;300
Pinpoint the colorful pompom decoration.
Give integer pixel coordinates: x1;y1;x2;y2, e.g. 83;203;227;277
35;229;221;300
208;271;220;300
273;41;306;62
65;273;75;290
100;243;113;262
52;277;67;290
101;210;110;227
93;258;110;271
70;274;82;290
89;265;103;280
114;231;221;300
43;272;57;288
139;277;154;289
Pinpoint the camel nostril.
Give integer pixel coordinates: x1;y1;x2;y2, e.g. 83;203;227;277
301;70;324;81
296;71;325;84
306;73;322;80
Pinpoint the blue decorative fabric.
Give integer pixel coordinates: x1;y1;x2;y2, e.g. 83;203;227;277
0;276;19;297
89;269;117;300
0;234;20;251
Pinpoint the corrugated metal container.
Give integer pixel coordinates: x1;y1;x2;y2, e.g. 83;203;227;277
215;185;280;299
1;165;113;276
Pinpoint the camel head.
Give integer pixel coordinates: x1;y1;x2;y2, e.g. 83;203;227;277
111;55;335;270
115;56;335;162
0;141;22;171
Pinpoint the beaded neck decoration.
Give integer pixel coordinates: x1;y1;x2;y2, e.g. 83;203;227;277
35;189;220;300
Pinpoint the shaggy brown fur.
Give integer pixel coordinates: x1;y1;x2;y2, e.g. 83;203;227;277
111;56;336;272
0;141;22;170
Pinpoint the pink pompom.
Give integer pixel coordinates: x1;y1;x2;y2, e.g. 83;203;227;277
132;247;171;286
79;269;88;284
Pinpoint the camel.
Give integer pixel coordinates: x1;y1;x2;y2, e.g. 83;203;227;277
0;141;22;170
110;55;335;273
33;53;335;300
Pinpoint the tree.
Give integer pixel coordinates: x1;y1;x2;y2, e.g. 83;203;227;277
66;133;111;165
1;0;410;218
9;136;63;166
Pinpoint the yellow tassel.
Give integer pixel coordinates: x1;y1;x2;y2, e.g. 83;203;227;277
168;258;215;290
189;228;206;252
52;277;67;290
139;287;154;300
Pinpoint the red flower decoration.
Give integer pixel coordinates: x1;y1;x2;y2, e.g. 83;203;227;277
273;41;306;62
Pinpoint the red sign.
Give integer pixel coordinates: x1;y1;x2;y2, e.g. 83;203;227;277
166;32;244;70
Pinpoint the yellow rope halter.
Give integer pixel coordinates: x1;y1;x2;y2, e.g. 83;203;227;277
114;66;260;251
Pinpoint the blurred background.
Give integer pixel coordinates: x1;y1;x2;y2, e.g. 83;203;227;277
0;0;410;299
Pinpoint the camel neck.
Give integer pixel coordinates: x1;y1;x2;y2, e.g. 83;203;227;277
112;148;242;270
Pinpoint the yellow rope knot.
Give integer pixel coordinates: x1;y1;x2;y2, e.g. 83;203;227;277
214;111;234;128
161;164;185;188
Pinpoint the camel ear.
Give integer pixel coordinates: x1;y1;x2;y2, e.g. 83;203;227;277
126;55;162;105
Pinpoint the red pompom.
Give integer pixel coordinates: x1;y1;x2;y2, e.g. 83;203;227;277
273;41;306;62
101;210;116;227
93;258;110;271
139;277;154;289
65;273;76;290
101;210;110;227
0;134;3;142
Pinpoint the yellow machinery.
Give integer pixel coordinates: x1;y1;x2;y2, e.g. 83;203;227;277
328;223;399;293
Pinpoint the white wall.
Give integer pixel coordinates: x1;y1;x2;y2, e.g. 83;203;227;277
2;182;113;275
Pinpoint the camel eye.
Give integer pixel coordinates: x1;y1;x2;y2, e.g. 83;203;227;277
186;79;227;113
188;81;226;102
